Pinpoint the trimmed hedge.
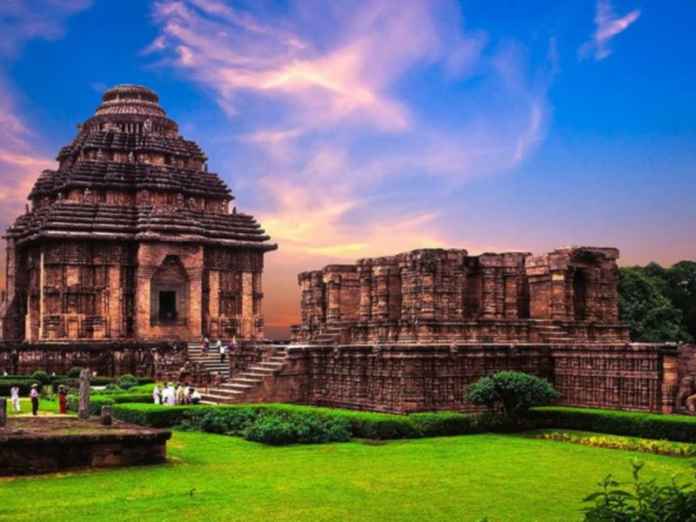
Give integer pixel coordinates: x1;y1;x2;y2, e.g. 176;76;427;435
529;406;696;443
0;377;39;395
111;403;486;441
67;392;153;416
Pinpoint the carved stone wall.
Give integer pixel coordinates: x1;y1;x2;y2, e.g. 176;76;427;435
270;342;678;414
0;341;186;379
293;247;629;344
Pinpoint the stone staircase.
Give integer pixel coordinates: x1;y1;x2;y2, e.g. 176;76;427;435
535;323;573;344
187;342;230;380
201;345;289;404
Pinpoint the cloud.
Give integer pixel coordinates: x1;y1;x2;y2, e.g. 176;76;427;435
0;83;54;225
580;0;640;61
148;0;556;334
0;0;91;57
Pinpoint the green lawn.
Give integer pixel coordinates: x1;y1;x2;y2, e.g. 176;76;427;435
0;431;693;522
6;398;58;416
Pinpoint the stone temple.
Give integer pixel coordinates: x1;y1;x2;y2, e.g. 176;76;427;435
0;83;693;416
0;85;276;343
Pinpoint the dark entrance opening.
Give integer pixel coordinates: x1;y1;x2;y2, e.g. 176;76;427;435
573;270;587;320
159;291;177;322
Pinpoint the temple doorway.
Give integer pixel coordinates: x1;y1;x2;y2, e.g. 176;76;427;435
573;270;587;320
159;291;177;322
150;255;189;325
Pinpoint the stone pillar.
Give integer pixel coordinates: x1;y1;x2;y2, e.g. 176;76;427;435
323;274;340;323
101;405;113;426
661;354;679;414
78;368;91;420
241;271;254;338
253;272;263;338
107;265;122;338
550;271;569;321
359;271;372;322
481;268;498;320
0;398;6;428
38;250;45;339
187;266;204;340
208;270;220;335
372;269;389;321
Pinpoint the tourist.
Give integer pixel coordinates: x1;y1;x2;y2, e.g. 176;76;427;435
219;340;226;363
57;385;68;414
30;384;39;416
152;383;162;405
190;388;202;405
203;336;210;353
10;385;20;413
162;383;176;406
175;383;186;405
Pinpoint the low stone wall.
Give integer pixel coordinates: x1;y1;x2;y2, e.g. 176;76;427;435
0;341;187;379
265;342;678;414
0;418;171;475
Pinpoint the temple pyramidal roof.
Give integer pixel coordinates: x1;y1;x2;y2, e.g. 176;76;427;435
7;84;277;251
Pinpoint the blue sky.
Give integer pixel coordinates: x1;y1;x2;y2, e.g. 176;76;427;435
1;0;694;333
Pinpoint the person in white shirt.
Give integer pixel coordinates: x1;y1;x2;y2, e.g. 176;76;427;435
152;384;162;405
30;384;40;416
190;388;202;405
10;385;21;413
161;383;176;406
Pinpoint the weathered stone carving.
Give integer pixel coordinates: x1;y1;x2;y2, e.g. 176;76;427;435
0;84;277;342
293;247;628;345
676;376;696;414
78;368;90;420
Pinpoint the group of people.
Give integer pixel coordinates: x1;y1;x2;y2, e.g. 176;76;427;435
152;383;201;406
7;383;56;416
202;336;237;363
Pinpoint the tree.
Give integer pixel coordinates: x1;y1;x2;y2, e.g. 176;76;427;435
465;371;559;420
618;267;691;342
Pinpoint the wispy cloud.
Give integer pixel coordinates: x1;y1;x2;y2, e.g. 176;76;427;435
0;0;91;57
148;0;555;332
580;0;641;61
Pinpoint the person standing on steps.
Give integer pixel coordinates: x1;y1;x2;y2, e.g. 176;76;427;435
203;336;210;354
219;339;227;364
30;384;39;416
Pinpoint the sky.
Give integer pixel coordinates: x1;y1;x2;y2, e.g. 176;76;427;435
0;0;694;339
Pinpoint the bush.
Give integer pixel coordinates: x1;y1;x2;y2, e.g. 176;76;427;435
582;461;696;521
466;371;560;420
243;413;351;445
30;370;51;385
67;367;83;378
529;407;696;443
0;377;39;395
113;404;208;428
117;374;138;390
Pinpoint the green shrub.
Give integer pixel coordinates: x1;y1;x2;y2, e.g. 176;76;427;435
30;370;51;385
67;367;83;378
117;374;138;390
582;461;696;521
466;371;559;420
529;406;696;443
113;404;208;428
67;392;153;416
243;413;351;445
129;383;156;393
0;377;39;395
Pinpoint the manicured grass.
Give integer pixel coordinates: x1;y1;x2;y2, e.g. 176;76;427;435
0;431;693;521
6;398;59;417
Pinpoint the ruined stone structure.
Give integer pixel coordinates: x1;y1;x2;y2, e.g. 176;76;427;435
1;84;276;343
292;247;628;344
194;246;682;415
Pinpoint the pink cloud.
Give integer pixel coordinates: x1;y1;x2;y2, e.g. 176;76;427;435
580;0;641;61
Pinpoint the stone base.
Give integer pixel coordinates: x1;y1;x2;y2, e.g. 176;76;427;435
0;417;171;476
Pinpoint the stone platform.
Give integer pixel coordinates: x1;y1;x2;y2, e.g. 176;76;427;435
0;417;171;475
